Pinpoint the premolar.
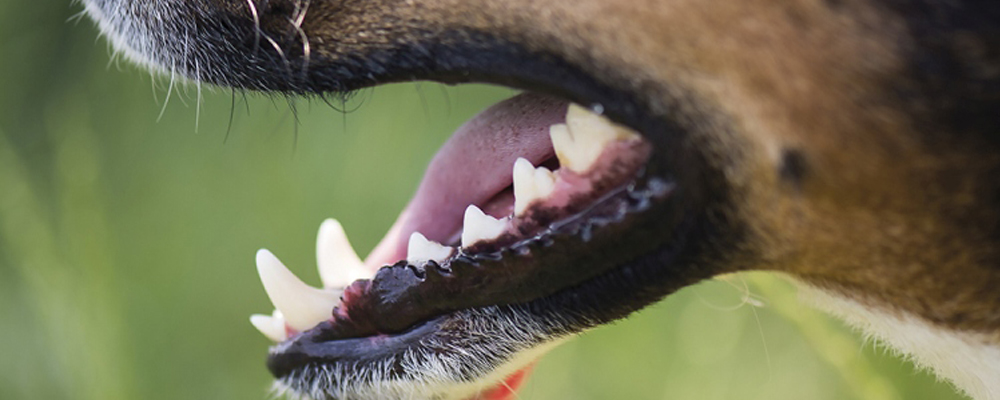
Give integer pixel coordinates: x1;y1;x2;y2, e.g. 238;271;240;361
512;157;557;216
407;232;455;265
461;205;509;247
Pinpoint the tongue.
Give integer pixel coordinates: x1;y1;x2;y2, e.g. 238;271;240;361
365;93;568;268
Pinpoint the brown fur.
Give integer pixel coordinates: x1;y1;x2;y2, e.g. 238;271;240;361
279;0;1000;335
81;0;1000;396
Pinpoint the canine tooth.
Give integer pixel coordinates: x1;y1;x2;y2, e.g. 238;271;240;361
566;103;640;140
512;157;556;216
551;104;639;173
249;310;287;342
407;232;454;265
461;205;508;247
256;249;339;331
316;219;371;288
549;123;578;170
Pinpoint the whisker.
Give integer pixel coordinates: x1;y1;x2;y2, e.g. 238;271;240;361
225;89;237;144
290;0;312;84
288;17;311;84
66;9;88;24
262;33;293;81
157;67;177;122
246;0;262;56
195;61;203;133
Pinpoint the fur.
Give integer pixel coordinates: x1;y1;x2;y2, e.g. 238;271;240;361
80;0;1000;398
800;282;1000;400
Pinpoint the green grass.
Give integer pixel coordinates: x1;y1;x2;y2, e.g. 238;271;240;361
0;3;966;399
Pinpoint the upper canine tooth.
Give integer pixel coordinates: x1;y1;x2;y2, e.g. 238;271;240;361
549;123;579;170
316;219;372;288
407;232;455;265
551;104;639;173
513;157;556;216
249;310;287;342
256;249;339;332
461;205;508;247
565;103;639;140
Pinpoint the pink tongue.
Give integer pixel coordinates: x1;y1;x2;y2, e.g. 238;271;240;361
365;93;568;268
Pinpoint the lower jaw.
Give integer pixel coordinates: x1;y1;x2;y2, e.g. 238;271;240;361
251;90;700;399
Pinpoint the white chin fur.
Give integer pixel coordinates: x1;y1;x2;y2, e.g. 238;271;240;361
81;1;160;74
270;338;564;400
796;280;1000;400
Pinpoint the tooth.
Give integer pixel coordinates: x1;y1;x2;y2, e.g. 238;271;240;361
513;157;556;216
316;219;371;288
549;123;578;169
461;205;508;247
551;104;639;173
407;232;455;265
565;103;640;141
249;310;287;342
256;249;339;331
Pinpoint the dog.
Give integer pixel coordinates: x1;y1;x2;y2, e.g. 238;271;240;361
80;0;1000;399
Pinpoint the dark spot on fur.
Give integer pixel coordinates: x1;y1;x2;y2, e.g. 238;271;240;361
778;149;807;190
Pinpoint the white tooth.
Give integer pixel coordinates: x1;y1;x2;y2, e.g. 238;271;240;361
407;232;454;265
256;249;339;332
316;219;372;288
549;123;577;170
551;104;639;173
513;157;556;216
566;103;640;141
249;310;288;342
534;167;557;193
461;205;508;247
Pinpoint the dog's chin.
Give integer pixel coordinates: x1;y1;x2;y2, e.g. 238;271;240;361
253;91;715;400
268;311;562;400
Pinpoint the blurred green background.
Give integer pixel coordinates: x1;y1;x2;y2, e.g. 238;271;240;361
0;3;966;400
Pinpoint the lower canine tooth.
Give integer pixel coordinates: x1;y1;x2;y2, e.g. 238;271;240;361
513;157;556;216
249;310;288;342
256;249;340;332
461;205;508;247
316;219;372;288
407;232;454;265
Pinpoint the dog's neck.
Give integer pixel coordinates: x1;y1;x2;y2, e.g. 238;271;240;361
797;281;1000;400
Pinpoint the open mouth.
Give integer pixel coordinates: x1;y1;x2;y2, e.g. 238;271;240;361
75;6;729;393
248;90;692;397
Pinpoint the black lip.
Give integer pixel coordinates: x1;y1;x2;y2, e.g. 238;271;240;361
267;317;447;379
326;174;675;336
